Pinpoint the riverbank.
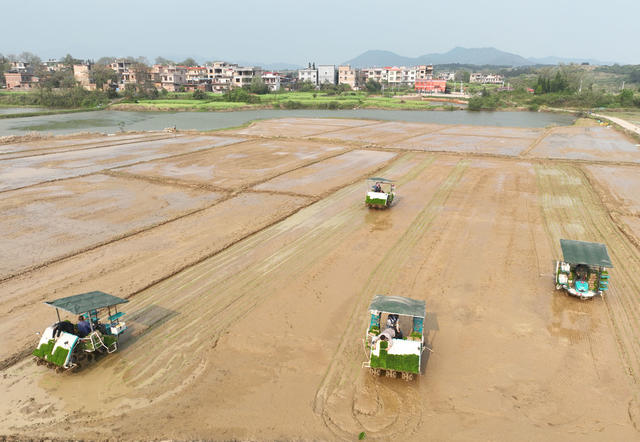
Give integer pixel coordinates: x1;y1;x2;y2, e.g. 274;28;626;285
107;91;465;112
0;107;101;119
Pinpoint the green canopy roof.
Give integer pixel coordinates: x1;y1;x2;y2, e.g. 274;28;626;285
368;295;426;318
367;177;394;182
560;239;613;268
45;291;129;315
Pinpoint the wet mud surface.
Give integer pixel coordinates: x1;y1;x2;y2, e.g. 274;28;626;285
1;118;640;440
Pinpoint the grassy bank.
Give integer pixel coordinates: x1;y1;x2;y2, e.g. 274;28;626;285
0;108;99;119
109;91;463;112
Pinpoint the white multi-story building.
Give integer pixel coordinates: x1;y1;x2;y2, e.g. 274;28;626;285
149;65;187;91
206;62;236;93
232;66;256;88
261;72;281;91
362;68;385;84
401;67;416;85
298;65;318;85
470;73;504;84
385;67;402;86
437;71;455;81
318;65;337;85
416;65;434;80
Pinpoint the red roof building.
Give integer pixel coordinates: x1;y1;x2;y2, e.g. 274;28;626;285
415;79;447;93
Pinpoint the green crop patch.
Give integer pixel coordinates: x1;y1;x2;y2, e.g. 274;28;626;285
370;350;420;374
33;339;69;367
366;196;387;205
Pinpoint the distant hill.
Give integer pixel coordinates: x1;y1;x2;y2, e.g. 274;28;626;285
342;47;617;68
527;56;613;66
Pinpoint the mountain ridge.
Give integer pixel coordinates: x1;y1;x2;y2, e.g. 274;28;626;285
342;47;614;68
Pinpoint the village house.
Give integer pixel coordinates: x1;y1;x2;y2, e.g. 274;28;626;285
416;65;434;80
205;62;235;93
415;78;447;94
4;71;38;90
338;65;356;89
470;73;504;84
362;67;386;84
298;63;318;86
73;63;96;90
110;59;133;76
437;71;455;81
232;66;257;88
158;65;187;92
317;65;337;85
186;66;208;84
385;67;402;87
10;61;29;72
400;67;417;85
44;59;65;72
261;72;281;91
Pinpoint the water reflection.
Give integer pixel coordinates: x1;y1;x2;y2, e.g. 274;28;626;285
547;291;599;342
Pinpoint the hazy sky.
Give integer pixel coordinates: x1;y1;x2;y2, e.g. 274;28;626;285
2;0;637;65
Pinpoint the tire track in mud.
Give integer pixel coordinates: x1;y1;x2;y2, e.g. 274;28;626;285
313;160;469;440
519;127;555;157
535;163;640;428
0;134;177;161
41;154;438;415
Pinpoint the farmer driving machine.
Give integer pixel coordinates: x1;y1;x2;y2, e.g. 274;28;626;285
33;291;129;372
363;295;427;381
365;177;395;209
555;239;613;300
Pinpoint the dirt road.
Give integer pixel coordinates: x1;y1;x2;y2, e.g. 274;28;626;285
1;118;640;440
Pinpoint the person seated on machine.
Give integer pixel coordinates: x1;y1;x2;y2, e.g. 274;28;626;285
373;182;382;193
77;315;92;338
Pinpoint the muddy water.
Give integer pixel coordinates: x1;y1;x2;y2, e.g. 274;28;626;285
0;109;575;136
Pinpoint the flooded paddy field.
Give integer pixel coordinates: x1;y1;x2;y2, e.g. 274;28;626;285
1;117;640;440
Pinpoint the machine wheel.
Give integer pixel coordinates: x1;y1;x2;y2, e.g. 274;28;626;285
555;284;562;290
370;368;381;376
401;372;414;381
55;366;65;374
385;370;396;378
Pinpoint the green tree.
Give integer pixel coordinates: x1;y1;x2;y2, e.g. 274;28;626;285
179;57;198;67
619;89;634;107
250;76;269;94
298;80;316;92
90;64;117;89
19;52;42;69
155;56;175;65
96;56;115;66
192;89;206;99
365;79;382;93
61;53;81;67
455;70;470;83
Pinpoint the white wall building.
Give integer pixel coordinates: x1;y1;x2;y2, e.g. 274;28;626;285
298;67;318;85
470;73;504;84
317;65;337;85
261;72;281;91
